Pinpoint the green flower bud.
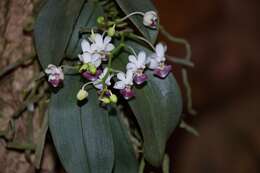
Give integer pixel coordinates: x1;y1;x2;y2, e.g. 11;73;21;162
97;16;105;25
109;94;118;103
100;97;111;104
77;89;88;101
108;25;116;37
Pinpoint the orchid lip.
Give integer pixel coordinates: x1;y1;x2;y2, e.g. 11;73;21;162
134;73;148;85
49;79;62;88
82;69;102;81
150;19;158;28
120;88;134;100
154;64;172;78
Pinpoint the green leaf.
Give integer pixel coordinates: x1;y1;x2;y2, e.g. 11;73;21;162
66;1;104;58
80;88;114;173
49;75;114;173
114;0;159;43
48;75;89;173
109;108;139;173
130;72;182;166
113;41;183;166
34;0;85;68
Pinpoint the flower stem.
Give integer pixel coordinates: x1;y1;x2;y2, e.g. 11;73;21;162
109;11;144;26
82;82;94;90
127;33;155;51
125;46;137;56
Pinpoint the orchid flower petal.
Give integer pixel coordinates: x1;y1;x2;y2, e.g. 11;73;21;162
105;43;115;52
128;55;138;64
114;81;126;90
148;58;159;69
81;39;91;53
117;72;126;81
126;63;138;71
137;51;146;67
104;36;111;45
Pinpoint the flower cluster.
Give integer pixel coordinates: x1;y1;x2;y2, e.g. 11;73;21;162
44;40;171;103
44;11;172;104
113;43;171;100
79;31;114;81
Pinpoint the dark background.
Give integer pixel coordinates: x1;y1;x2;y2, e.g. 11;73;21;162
155;0;259;172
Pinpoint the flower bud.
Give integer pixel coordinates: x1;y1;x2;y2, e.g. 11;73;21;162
108;25;116;37
77;89;88;101
109;94;118;103
97;16;105;25
100;97;111;104
143;11;158;29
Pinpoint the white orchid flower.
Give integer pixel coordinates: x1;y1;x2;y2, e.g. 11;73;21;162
114;71;135;100
93;68;113;90
45;64;64;87
148;43;172;78
126;51;148;85
78;39;101;67
114;71;134;90
126;51;146;72
148;43;167;69
91;33;115;60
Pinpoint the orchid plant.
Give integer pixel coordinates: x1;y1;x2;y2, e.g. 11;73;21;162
33;0;196;173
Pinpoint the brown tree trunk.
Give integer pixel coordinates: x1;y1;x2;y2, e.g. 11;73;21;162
0;0;60;172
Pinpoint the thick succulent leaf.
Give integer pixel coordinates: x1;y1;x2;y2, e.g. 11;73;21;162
34;0;85;68
66;0;104;58
114;0;159;43
49;75;115;173
48;75;90;173
113;41;183;166
109;108;139;173
129;71;182;166
81;89;114;173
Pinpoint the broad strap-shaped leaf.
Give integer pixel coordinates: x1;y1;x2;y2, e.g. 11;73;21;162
66;0;104;58
34;0;85;68
81;89;114;173
129;71;182;166
49;75;90;173
109;108;139;173
114;0;159;43
49;75;115;173
113;41;183;166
